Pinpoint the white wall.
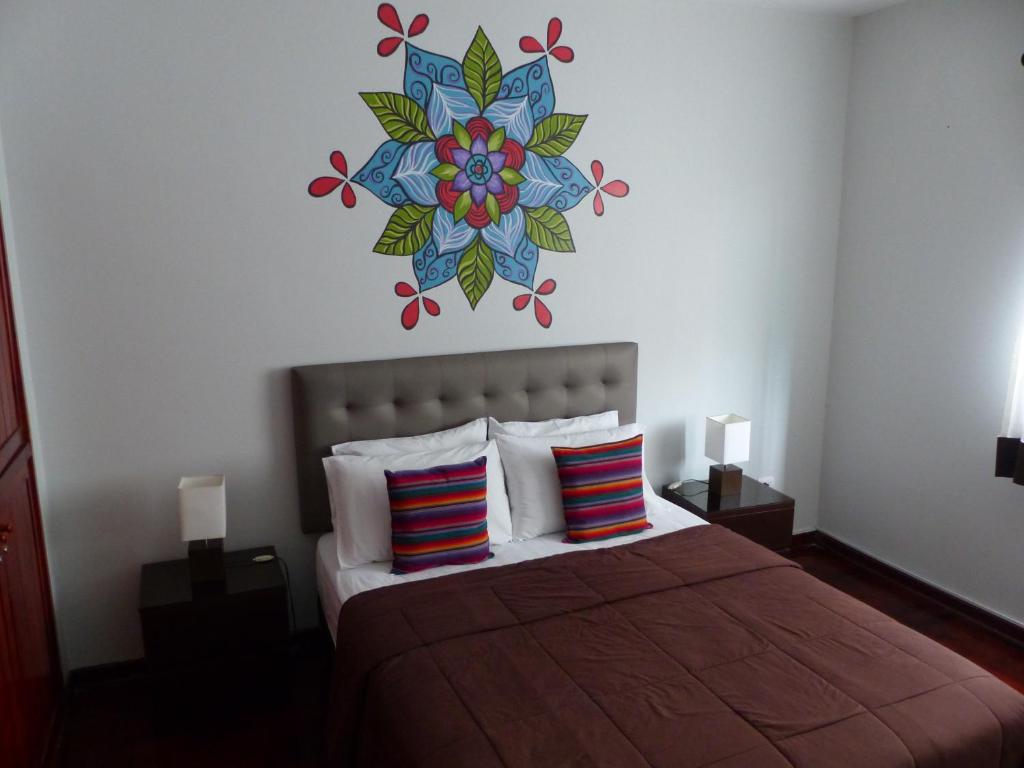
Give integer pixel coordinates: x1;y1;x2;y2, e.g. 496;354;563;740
0;0;851;669
821;0;1024;625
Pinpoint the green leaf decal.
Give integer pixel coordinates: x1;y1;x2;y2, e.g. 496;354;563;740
498;167;525;186
526;114;587;157
484;193;500;224
453;191;472;222
373;204;436;256
462;27;502;111
453;121;471;150
524;206;575;252
487;127;505;152
432;163;460;180
457;237;494;309
360;92;434;143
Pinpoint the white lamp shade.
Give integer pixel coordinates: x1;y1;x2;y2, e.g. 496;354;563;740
705;414;751;466
178;475;226;542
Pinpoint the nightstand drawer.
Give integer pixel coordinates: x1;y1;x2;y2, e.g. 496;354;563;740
707;507;793;552
141;588;288;666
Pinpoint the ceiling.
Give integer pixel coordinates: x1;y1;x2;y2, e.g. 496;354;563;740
716;0;907;16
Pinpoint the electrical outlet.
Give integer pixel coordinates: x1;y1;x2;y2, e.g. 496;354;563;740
758;476;775;487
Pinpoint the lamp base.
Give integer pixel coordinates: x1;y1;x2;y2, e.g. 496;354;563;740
708;464;743;496
188;538;225;595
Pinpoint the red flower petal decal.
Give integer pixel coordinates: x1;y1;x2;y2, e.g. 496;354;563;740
330;151;348;178
514;279;555;326
377;3;404;34
401;299;420;330
308;177;344;197
466;116;494;140
377;36;403;57
590;160;629;215
394;281;417;298
395;284;439;329
408;13;429;37
547;18;562;49
434;135;460;165
495;183;519;214
534;298;553;328
536;278;557;295
309;151;358;206
519;36;545;54
549;46;574;63
601;180;629;197
375;5;429;56
520;18;574;63
464;203;492;230
435;180;460;212
340;182;357;208
500;138;525;171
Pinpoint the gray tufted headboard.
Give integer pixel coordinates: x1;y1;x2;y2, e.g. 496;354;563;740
291;342;638;534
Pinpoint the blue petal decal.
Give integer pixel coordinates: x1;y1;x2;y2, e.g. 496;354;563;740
480;207;525;258
543;156;593;212
404;44;466;109
517;151;561;208
392;141;439;206
494;233;539;290
352;140;410;207
413;239;459;291
482;97;534;145
427;84;479;138
497;57;554;123
431;208;476;255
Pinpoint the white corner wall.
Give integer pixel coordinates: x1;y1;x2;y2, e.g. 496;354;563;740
0;0;851;669
820;0;1024;625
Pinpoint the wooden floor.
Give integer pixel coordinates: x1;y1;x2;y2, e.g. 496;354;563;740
55;544;1024;767
794;544;1024;694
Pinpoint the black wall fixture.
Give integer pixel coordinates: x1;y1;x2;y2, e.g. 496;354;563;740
995;437;1024;485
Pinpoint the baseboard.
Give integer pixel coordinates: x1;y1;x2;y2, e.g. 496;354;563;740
790;531;818;552
41;695;65;768
65;627;330;692
66;657;148;691
802;530;1024;650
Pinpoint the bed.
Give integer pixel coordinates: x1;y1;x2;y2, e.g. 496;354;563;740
293;343;1024;768
314;491;706;645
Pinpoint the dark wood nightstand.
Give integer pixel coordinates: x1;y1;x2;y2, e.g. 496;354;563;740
138;545;289;720
662;476;795;552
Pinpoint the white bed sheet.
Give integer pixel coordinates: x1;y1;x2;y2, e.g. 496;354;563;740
316;492;706;644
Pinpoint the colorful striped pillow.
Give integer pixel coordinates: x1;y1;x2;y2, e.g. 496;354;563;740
384;456;493;574
551;434;651;543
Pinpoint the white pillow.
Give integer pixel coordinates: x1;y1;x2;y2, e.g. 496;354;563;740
324;440;513;568
496;423;651;540
487;410;619;439
331;418;487;456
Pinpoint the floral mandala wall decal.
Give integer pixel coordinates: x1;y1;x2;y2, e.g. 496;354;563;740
308;5;630;330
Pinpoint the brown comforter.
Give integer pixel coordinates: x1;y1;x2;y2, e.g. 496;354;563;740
327;524;1024;767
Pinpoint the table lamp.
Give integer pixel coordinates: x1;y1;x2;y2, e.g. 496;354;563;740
705;414;750;496
178;475;226;591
